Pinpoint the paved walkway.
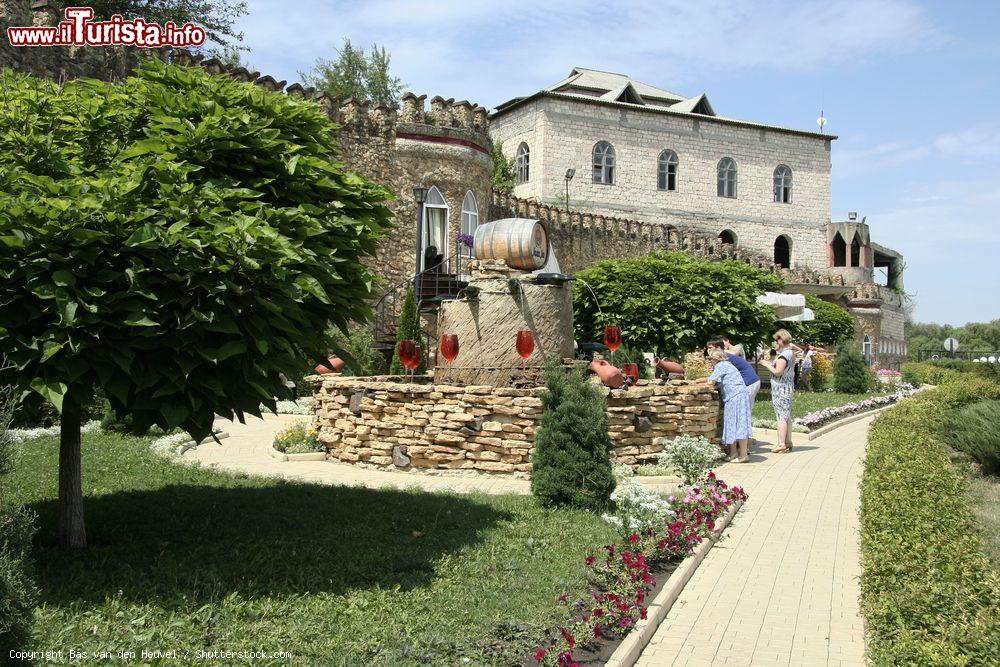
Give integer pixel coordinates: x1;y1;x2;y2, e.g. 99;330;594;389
181;414;532;495
636;416;871;667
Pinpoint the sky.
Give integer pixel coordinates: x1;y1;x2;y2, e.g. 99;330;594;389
233;0;999;326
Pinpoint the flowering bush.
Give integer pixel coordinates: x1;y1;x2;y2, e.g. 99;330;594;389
601;479;675;537
262;397;314;415
683;352;712;380
810;353;834;391
456;232;475;248
533;473;746;665
272;421;322;453
657;434;725;485
795;384;921;430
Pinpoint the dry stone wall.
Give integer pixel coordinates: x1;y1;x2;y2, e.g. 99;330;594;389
0;1;142;81
312;375;720;476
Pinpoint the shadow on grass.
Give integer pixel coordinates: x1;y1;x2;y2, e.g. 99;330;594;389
27;481;510;607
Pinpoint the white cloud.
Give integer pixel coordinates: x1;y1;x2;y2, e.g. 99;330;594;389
934;124;1000;161
236;0;940;107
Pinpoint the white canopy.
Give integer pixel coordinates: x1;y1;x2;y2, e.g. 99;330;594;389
757;292;815;321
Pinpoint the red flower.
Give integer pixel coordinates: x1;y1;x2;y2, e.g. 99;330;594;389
593;625;603;638
619;617;631;627
640;608;648;620
558;594;568;603
534;648;547;662
585;555;596;566
628;533;639;543
593;608;605;618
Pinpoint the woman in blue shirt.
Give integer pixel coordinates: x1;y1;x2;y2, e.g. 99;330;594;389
702;348;753;462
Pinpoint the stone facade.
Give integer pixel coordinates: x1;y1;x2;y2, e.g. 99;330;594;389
0;1;142;81
491;95;833;270
312;375;720;475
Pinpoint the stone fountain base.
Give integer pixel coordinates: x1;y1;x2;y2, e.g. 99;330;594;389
310;375;721;475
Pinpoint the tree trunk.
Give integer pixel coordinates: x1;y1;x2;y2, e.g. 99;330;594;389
58;398;86;549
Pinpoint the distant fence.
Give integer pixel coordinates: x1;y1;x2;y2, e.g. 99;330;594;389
913;349;999;362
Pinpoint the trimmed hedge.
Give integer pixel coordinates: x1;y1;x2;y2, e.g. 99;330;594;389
901;362;962;387
860;376;1000;665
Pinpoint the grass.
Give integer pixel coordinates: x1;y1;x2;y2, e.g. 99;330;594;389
751;390;880;421
9;431;616;665
966;473;1000;569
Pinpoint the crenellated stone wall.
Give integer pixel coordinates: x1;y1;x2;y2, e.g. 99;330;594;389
0;0;142;81
311;375;721;476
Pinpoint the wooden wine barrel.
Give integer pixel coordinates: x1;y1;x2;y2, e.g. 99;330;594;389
473;218;549;270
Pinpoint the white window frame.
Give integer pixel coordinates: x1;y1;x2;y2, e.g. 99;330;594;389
657;149;678;191
593;141;615;185
717;157;737;198
515;143;529;185
773;164;792;203
460;191;479;256
421;186;449;270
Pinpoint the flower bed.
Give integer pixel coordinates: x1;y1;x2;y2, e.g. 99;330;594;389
794;384;921;431
532;473;746;665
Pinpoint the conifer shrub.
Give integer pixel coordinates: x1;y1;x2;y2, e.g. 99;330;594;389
389;287;425;375
938;399;1000;475
531;364;616;510
834;347;872;393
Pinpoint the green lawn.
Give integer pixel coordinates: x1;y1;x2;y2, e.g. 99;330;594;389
752;390;882;421
10;432;616;665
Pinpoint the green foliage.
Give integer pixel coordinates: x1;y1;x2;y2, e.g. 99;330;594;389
906;319;1000;360
860;376;1000;665
491;142;515;193
0;379;38;651
810;352;833;391
938;400;1000;475
327;325;388;377
300;38;404;106
901;362;963;387
618;346;653;379
531;365;616;510
656;435;724;485
573;252;782;359
834;347;872;394
389;287;425;375
785;295;855;347
272;421;322;454
8;429;616;663
86;0;248;49
0;62;393;441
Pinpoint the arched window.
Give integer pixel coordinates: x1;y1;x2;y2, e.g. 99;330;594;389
515;142;530;185
831;232;847;267
717;157;737;198
773;165;792;203
421;186;449;270
774;235;791;269
850;233;862;267
460;191;479;258
593;141;615;185
657;149;678;191
719;229;737;245
862;335;872;359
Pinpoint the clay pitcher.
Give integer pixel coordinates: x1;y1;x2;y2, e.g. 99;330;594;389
589;359;625;388
653;357;684;376
315;355;346;374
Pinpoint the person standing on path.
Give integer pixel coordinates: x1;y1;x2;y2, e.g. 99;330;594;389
699;349;752;462
799;344;815;392
708;336;760;436
761;328;796;453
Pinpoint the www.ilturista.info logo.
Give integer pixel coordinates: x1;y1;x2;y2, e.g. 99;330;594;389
6;6;206;48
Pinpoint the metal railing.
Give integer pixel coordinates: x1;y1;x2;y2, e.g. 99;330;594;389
372;247;472;350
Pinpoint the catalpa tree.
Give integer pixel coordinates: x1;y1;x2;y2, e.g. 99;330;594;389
0;60;393;548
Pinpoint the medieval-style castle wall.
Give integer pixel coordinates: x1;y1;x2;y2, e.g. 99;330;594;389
0;1;142;81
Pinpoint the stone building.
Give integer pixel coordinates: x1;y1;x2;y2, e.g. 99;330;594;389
0;5;908;368
490;67;908;366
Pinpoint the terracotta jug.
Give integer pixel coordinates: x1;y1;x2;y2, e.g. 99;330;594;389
315;355;346;374
589;359;625;388
653;357;684;376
